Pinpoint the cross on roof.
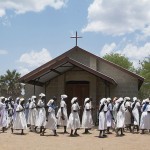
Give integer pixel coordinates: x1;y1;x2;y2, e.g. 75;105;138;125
70;31;82;46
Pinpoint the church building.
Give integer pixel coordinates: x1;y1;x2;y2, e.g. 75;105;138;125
19;46;144;122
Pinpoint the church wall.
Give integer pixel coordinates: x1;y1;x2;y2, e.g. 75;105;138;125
67;50;90;66
97;61;138;98
24;84;44;100
68;49;99;73
45;74;65;106
67;49;98;71
96;78;106;99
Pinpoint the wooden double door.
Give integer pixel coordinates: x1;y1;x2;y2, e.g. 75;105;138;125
65;81;89;118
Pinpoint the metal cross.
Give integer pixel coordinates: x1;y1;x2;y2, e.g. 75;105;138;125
71;31;82;46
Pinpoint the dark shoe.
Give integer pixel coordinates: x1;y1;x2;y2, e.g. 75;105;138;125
54;134;58;136
64;131;69;134
69;134;74;137
120;133;125;136
74;133;79;136
99;136;104;138
11;128;13;134
107;132;112;134
40;133;44;136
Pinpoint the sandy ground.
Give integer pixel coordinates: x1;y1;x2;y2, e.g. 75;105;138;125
0;127;150;150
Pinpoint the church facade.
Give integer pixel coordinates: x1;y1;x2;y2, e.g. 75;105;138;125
19;46;144;122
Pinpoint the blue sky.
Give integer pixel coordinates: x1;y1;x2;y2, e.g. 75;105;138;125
0;0;150;76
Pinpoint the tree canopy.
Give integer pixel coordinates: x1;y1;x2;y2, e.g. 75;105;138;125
0;69;21;97
103;53;135;72
138;56;150;98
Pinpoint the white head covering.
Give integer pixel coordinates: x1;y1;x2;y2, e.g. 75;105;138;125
124;97;130;101
0;96;5;102
48;99;54;105
5;98;8;102
0;96;4;102
39;93;45;98
100;98;107;105
31;95;36;99
61;94;68;101
116;97;124;103
107;98;111;103
71;97;77;104
61;94;67;99
133;97;137;102
31;95;36;102
19;98;25;104
142;99;146;104
84;98;90;105
145;98;150;103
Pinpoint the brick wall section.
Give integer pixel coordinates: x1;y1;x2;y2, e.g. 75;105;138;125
67;49;90;67
97;60;138;98
24;84;44;100
45;75;65;106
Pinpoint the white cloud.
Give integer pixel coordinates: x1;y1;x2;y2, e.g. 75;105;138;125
82;0;150;36
0;0;68;17
100;43;116;56
0;8;5;17
18;66;30;76
100;42;150;68
0;50;8;55
135;25;150;41
0;15;11;26
18;48;52;75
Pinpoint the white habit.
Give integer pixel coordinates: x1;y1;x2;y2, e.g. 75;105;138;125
57;95;68;126
98;98;107;130
13;102;27;130
45;100;57;130
82;98;93;129
67;98;80;130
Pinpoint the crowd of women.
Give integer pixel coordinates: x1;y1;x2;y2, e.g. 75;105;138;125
0;94;150;138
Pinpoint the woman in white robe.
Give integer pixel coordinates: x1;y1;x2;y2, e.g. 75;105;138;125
0;97;8;132
35;93;46;133
57;94;68;133
67;97;80;136
106;98;114;134
98;98;107;138
13;98;27;135
25;98;31;122
140;99;150;134
132;97;141;133
41;99;58;136
112;97;118;130
11;97;20;133
82;98;93;134
124;97;132;132
7;97;15;129
27;96;37;132
116;97;125;136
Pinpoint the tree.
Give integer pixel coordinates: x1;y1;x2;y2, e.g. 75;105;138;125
138;56;150;98
0;69;21;97
103;53;135;72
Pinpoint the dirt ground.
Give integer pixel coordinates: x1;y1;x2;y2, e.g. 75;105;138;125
0;127;150;150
